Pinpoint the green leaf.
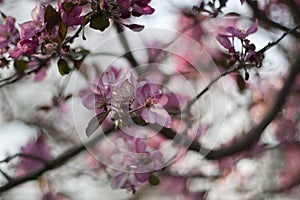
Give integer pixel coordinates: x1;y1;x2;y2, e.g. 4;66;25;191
57;58;70;75
14;60;28;73
45;5;62;31
148;174;160;186
89;14;110;31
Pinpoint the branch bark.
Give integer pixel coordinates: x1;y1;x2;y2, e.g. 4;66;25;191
0;125;115;193
246;0;300;38
155;57;300;159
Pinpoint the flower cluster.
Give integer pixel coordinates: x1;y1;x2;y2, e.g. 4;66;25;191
216;20;264;76
81;66;173;136
17;135;51;177
0;1;84;81
0;15;19;54
97;0;154;31
110;137;163;193
9;2;83;59
103;0;154;19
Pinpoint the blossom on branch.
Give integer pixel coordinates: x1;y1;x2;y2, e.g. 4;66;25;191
81;67;173;136
0;15;19;52
216;19;264;78
58;0;83;26
110;137;163;193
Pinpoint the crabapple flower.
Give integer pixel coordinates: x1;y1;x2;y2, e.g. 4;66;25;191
42;191;65;200
81;67;174;136
225;19;258;39
58;0;83;27
0;15;19;51
132;82;172;128
102;0;154;31
216;20;263;71
19;5;46;40
16;135;51;177
27;58;50;82
106;0;155;19
9;39;37;58
110;137;163;193
80;66;122;114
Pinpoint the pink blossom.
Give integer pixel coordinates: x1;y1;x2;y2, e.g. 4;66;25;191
279;144;300;189
58;0;83;27
225;19;258;39
19;5;46;40
9;39;37;58
16;135;51;177
272;116;298;144
110;0;155;19
80;66;122;114
42;191;66;200
110;137;163;193
216;19;262;68
0;16;19;50
216;34;232;50
28;59;50;82
132;82;172;128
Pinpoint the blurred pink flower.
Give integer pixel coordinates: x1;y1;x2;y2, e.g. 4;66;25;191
19;5;46;40
58;0;83;27
109;0;155;19
17;135;51;177
9;39;37;58
0;16;19;50
110;137;163;193
279;144;300;190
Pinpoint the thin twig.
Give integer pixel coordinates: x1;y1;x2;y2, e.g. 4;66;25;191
0;169;11;181
149;55;300;159
0;125;115;193
114;23;139;68
0;153;48;165
186;66;238;110
246;0;300;38
258;24;300;53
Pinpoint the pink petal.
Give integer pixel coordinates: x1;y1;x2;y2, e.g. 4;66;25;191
216;34;232;49
246;19;258;35
133;138;147;153
34;67;47;82
111;173;128;189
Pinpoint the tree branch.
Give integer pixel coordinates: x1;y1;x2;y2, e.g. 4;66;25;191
246;0;300;38
154;56;300;159
115;23;139;68
0;125;115;193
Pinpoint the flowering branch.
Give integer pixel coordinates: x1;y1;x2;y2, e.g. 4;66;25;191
246;0;300;38
0;125;115;193
186;24;300;111
0;53;298;192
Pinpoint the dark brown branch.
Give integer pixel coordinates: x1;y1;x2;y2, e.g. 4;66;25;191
0;169;11;181
186;67;238;110
205;56;300;159
246;0;300;38
186;23;300;111
258;24;300;53
0;55;298;192
0;153;48;165
0;125;115;193
154;56;300;159
115;23;139;68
